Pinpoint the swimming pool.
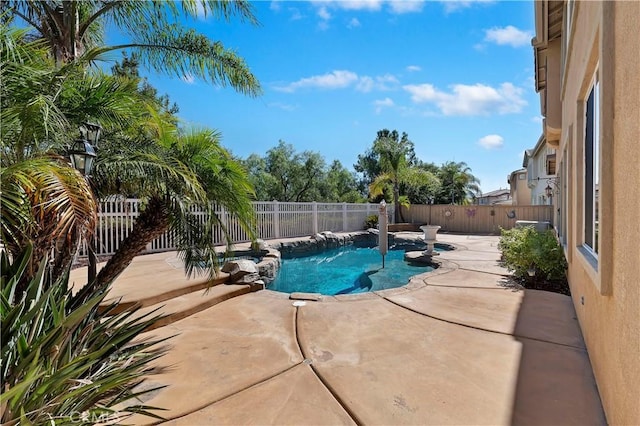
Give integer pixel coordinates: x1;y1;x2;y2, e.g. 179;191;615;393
267;244;438;296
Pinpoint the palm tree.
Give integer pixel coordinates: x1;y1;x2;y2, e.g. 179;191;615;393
88;124;256;291
1;24;145;286
436;161;481;204
1;23;256;292
368;130;435;222
3;0;261;96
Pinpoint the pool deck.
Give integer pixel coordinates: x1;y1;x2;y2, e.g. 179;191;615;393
71;233;605;425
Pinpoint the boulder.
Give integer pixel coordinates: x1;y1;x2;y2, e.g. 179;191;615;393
404;251;438;264
221;259;258;281
232;272;260;284
256;257;280;279
251;239;270;251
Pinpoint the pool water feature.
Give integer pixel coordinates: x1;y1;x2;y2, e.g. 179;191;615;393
267;244;440;296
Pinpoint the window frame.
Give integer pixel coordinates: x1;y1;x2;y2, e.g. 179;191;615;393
582;72;600;259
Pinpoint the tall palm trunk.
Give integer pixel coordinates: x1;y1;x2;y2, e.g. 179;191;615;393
90;196;169;291
393;178;400;224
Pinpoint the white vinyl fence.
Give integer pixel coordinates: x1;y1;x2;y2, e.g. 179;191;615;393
81;199;388;257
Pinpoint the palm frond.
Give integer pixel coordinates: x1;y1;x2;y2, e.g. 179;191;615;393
369;172;392;198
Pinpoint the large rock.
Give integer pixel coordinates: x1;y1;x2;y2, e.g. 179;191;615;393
404;251;438;264
256;257;280;280
221;259;258;281
232;272;260;284
272;231;376;257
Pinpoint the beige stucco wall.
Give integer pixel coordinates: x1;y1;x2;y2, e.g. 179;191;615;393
515;174;531;206
554;2;640;424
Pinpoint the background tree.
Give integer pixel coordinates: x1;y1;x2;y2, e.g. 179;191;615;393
324;160;364;202
242;143;364;203
435;161;481;204
366;129;439;222
254;141;327;202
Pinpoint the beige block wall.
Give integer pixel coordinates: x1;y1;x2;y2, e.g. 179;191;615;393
515;177;532;206
557;2;640;424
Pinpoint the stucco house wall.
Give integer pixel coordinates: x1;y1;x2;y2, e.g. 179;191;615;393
535;1;640;423
508;169;531;206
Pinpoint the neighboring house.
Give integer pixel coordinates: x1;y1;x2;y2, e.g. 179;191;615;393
477;188;511;205
533;1;639;424
506;168;530;205
523;134;557;205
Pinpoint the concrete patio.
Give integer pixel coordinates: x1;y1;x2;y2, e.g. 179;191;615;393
70;233;605;425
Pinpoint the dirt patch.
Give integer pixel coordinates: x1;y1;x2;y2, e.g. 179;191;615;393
499;275;570;296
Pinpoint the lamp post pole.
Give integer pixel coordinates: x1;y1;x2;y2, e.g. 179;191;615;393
68;122;102;284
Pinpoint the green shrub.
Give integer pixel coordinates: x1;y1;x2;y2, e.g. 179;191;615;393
364;214;379;229
498;226;568;282
1;245;168;424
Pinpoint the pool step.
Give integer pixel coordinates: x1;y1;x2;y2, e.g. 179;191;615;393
100;273;230;315
128;283;263;332
69;251;263;330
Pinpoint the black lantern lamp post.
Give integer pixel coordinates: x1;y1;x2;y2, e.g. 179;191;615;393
68;122;102;283
69;122;101;176
545;184;553;198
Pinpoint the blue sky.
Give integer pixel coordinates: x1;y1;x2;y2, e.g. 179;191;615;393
137;0;541;193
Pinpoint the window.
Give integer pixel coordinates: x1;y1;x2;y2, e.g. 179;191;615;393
518;173;526;180
584;74;599;255
560;145;569;246
547;156;556;175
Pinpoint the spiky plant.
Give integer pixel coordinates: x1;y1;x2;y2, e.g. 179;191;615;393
0;244;170;424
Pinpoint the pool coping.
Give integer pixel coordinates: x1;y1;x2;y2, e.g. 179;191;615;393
259;233;463;302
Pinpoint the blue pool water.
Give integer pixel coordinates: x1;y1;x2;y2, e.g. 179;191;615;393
267;245;437;296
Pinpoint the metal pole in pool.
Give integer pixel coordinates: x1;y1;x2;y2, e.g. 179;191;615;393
378;200;388;268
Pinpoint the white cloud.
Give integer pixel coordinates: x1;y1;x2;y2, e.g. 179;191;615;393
373;97;394;114
275;70;398;93
328;0;384;11
531;115;543;124
356;74;399;92
484;25;533;47
347;17;361;28
310;0;425;20
275;70;359;92
268;102;298;112
406;65;422;72
270;1;281;11
182;74;195;84
289;8;304;21
441;0;495;13
318;20;330;30
478;134;504;149
389;0;425;14
318;6;331;20
403;82;527;115
473;43;486;51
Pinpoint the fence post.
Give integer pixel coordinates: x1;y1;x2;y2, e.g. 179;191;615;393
273;201;280;239
342;202;348;231
312;202;318;235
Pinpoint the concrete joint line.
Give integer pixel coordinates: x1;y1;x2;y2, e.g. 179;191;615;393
149;363;304;425
294;307;364;426
150;307;305;424
457;267;512;278
383;297;586;351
